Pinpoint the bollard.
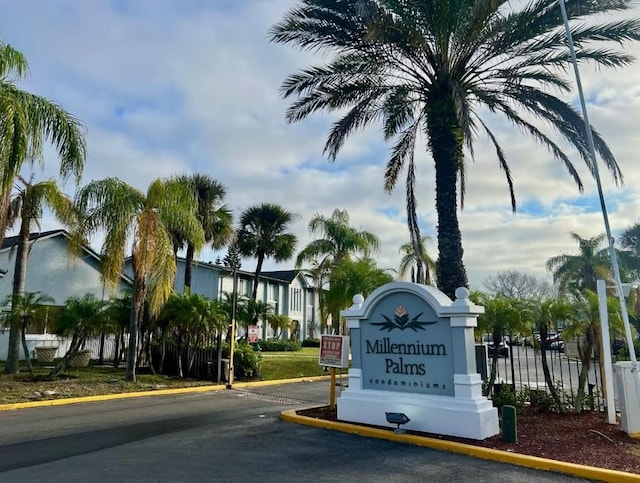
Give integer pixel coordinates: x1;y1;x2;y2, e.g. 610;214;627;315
501;405;517;443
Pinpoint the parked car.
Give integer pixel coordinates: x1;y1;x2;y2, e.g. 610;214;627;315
548;340;565;352
543;334;563;350
488;340;509;358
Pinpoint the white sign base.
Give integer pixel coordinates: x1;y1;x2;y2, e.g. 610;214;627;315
338;370;498;440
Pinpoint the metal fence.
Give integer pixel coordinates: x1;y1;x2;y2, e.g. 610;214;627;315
478;343;607;410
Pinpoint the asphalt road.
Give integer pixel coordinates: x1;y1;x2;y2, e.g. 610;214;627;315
0;380;590;482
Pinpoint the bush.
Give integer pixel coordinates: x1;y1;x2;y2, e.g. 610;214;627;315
527;388;558;413
258;339;301;352
302;338;320;348
232;341;262;379
490;384;526;412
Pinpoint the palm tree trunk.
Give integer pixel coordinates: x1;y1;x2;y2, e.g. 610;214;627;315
48;331;80;379
5;219;30;374
177;332;184;378
252;255;264;301
184;243;195;292
427;95;468;299
126;276;145;382
20;319;33;377
539;326;565;413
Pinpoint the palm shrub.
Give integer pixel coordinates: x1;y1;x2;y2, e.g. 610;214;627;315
267;314;294;340
48;293;105;378
1;292;53;376
476;295;526;395
521;297;574;414
158;292;227;378
564;290;625;413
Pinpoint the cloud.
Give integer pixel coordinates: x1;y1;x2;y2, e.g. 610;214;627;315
2;0;640;294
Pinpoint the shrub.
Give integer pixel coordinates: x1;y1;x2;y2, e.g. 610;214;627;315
229;341;261;379
302;338;320;348
490;384;526;412
258;338;301;352
527;388;558;413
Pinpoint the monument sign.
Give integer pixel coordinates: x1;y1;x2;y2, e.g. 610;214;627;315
338;282;499;440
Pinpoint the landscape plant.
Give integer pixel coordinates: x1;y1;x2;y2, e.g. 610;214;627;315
48;293;105;379
74;177;205;381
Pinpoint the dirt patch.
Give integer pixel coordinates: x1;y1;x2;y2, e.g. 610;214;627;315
297;406;640;475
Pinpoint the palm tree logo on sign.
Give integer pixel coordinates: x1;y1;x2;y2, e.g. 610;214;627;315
371;306;437;332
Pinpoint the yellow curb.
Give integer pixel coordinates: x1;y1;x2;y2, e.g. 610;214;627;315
281;407;640;483
0;375;334;412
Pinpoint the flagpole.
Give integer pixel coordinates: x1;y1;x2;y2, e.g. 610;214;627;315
558;0;638;372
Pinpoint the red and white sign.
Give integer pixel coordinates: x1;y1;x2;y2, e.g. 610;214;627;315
247;325;260;343
320;335;350;368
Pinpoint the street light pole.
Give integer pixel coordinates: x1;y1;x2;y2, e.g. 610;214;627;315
227;266;238;389
223;243;242;389
558;0;638;373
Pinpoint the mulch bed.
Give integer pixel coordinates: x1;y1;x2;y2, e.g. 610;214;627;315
297;405;640;475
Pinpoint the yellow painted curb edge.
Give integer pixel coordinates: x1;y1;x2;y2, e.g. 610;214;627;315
0;375;333;412
280;407;640;483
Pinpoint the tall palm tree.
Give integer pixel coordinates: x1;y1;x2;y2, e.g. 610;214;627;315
296;208;380;268
171;174;234;291
0;40;86;247
235;203;298;301
546;232;612;294
74;177;205;381
398;236;436;285
4;175;75;374
270;1;638;298
296;208;380;330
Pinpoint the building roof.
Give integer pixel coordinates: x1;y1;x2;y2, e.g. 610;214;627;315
260;270;300;283
2;229;133;284
1;229;65;250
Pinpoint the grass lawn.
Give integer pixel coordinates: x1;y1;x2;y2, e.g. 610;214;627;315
0;347;343;405
259;347;347;380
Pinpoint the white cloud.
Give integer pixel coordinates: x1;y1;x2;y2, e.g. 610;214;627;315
2;0;640;294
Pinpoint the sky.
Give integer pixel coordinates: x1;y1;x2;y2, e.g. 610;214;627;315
2;0;640;291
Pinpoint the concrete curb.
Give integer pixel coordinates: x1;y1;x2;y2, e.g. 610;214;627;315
281;407;640;483
0;375;333;412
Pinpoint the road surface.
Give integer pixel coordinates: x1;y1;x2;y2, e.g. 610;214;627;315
0;380;590;482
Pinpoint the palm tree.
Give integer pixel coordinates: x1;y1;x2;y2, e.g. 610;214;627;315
0;40;86;247
325;257;393;334
522;297;575;414
296;209;380;268
296;208;380;330
4;175;75;374
476;295;526;396
564;290;624;413
398;236;436;285
171;174;234;292
618;223;640;281
267;313;294;340
546;232;612;294
158;292;226;377
48;293;106;379
270;1;638;298
2;291;53;376
74;177;205;381
235;203;298;301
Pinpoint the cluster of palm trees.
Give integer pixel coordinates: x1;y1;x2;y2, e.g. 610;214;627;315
477;228;640;413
